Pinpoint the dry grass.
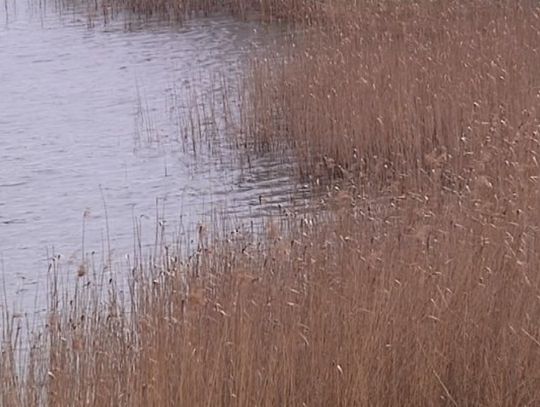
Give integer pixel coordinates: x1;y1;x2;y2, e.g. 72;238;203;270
246;0;540;189
3;0;540;405
3;185;540;405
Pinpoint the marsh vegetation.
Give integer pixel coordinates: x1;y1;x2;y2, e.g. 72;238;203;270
2;1;540;405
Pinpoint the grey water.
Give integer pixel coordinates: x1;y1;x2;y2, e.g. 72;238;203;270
0;2;310;313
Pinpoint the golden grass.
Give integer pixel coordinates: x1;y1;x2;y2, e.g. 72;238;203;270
3;0;540;405
246;0;540;189
4;185;540;405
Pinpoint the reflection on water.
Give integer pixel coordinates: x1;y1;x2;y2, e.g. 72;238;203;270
0;2;311;311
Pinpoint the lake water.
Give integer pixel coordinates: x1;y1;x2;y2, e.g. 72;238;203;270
0;1;310;313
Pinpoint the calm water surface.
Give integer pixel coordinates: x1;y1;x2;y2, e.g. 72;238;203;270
0;2;309;312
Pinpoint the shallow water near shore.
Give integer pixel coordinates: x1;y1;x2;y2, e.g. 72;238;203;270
0;2;311;313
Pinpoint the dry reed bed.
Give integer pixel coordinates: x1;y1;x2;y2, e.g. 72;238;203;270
3;182;540;405
2;1;540;405
246;0;540;190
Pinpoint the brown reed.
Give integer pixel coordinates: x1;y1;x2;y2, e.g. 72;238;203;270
2;1;540;406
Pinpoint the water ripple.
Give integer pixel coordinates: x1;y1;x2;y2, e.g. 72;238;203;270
0;2;309;311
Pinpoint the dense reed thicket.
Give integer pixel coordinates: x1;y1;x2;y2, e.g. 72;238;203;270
3;1;540;405
4;185;540;405
246;1;540;190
